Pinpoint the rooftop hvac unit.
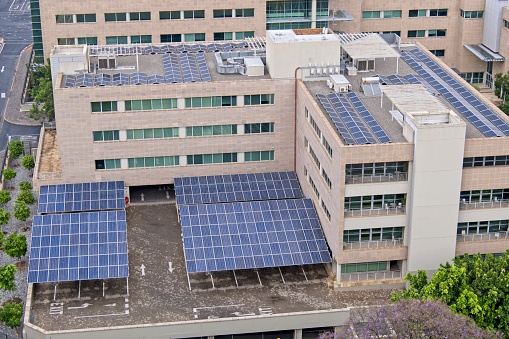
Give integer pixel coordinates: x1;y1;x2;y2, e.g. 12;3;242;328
329;74;352;93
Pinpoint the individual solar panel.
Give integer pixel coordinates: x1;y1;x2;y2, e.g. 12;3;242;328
387;74;409;85
162;53;183;83
74;74;93;87
147;74;165;84
328;93;378;144
175;171;303;206
93;74;111;87
179;53;201;82
112;73;129;86
180;198;332;273
27;210;129;283
195;52;211;81
129;72;147;85
64;75;76;88
347;92;391;143
378;75;391;85
316;93;356;145
38;181;125;214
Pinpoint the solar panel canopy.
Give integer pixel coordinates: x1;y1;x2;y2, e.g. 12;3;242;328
38;181;125;214
174;171;303;205
28;210;129;283
180;198;331;273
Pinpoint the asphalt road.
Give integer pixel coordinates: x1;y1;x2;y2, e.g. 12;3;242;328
0;0;40;150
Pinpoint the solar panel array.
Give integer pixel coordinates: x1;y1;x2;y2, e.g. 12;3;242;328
316;93;391;145
180;198;332;273
38;181;125;214
28;210;129;283
88;42;248;56
401;49;509;137
174;171;303;206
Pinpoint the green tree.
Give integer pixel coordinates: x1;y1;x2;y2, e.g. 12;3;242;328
3;168;16;180
0;190;11;204
7;140;23;159
0;209;10;230
21;154;35;171
494;71;509;115
16;190;35;205
392;250;509;335
29;62;54;121
0;231;4;248
19;181;32;191
0;264;16;291
0;302;23;328
13;201;30;223
3;232;27;260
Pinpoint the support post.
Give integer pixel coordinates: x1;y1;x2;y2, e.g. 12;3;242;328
126;277;129;296
53;284;57;301
278;267;286;284
187;272;192;291
300;266;308;282
233;270;239;287
210;272;215;289
103;281;105;297
255;269;262;286
78;280;81;299
311;0;317;28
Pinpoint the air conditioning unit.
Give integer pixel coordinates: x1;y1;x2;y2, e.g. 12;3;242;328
329;74;352;93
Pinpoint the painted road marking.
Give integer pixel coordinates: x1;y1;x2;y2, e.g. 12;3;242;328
49;303;64;315
1;93;5;98
68;303;92;310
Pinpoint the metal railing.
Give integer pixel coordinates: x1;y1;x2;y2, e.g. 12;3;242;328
340;270;402;282
343;239;404;250
344;206;406;218
459;200;509;210
345;172;408;184
457;231;509;242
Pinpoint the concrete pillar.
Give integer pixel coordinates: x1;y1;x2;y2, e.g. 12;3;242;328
294;329;303;339
180;155;187;166
117;101;125;112
177;98;186;109
178;127;187;138
119;130;127;141
237;95;245;106
237;152;245;163
237;124;245;135
120;158;128;169
311;0;317;28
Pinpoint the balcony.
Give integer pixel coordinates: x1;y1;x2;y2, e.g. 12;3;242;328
456;231;509;242
343;239;404;250
459;199;509;210
344;205;406;218
345;172;408;185
340;270;402;282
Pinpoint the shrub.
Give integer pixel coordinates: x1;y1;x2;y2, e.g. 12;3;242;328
0;302;23;328
2;169;16;180
0;190;11;204
19;181;32;191
0;209;9;229
16;190;35;205
0;264;16;291
13;202;30;223
3;232;27;260
21;155;35;171
7;141;23;159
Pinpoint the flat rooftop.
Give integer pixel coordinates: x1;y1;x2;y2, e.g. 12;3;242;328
28;204;395;332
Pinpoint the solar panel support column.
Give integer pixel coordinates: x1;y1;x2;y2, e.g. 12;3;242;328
209;272;215;289
186;272;191;291
301;266;309;282
233;270;239;287
78;280;81;299
127;277;130;296
103;281;105;297
53;284;57;301
255;270;262;286
278;267;286;284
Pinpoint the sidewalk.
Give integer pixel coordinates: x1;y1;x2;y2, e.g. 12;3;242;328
3;44;43;126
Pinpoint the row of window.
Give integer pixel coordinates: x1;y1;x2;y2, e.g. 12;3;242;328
305;108;333;158
457;220;508;235
304;168;331;222
57;37;98;46
213;31;255;41
56;9;255;24
95;150;275;170
344;194;405;211
430;49;445;57
460;72;484;84
409;9;447;17
125;99;177;111
463;155;509;167
304;138;332;191
408;29;446;38
343;227;404;243
341;261;388;274
362;10;402;19
105;35;152;44
460;189;509;203
460;10;484;19
505;20;509;30
362;9;448;19
345;162;407;177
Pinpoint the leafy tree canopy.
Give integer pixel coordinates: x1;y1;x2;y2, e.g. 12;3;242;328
0;302;23;328
0;190;11;204
7;140;23;159
21;155;35;171
3;232;27;260
29;62;54;121
0;209;10;227
3;168;16;180
16;190;35;205
19;181;32;191
0;264;16;291
13;201;30;222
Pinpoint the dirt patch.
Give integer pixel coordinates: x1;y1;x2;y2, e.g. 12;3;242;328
1;297;22;306
38;129;61;173
293;28;325;35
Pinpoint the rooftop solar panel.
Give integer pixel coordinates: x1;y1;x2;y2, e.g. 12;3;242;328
38;181;125;214
129;72;147;85
93;74;111;87
112;73;129;86
175;171;303;206
316;94;356;145
180;198;332;273
64;75;76;88
27;210;129;283
347;92;391;143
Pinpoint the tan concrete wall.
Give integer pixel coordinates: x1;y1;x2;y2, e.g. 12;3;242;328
342;246;408;263
52;78;295;186
456;239;509;256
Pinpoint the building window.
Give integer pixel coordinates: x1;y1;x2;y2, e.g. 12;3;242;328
321;200;331;221
308;113;321;137
428;29;446;37
128;156;179;168
505;19;509;29
322;136;333;158
77;37;98;45
184;33;206;42
187;153;238;165
186;125;237;137
106;36;128;44
104;13;127;22
93;130;119;142
341;261;387;273
244;123;274;134
460;189;509;203
346;162;406;177
213;9;233;18
343;227;404;243
308;175;320;200
130;35;152;44
185;96;237;108
159;11;181;20
308;145;320;169
244;151;275;162
244;94;275;105
161;34;181;43
95;159;121;170
129;12;151;21
460;10;483;19
460;72;484;84
408;9;426;17
126;128;179;140
235;31;255;40
91;101;118;112
344;194;405;211
429;9;448;17
457;220;508;235
463;155;509;167
407;30;425;38
236;8;254;17
383;10;402;18
214;32;233;41
321;168;332;189
362;11;380;19
183;10;205;19
56;14;73;24
57;38;75;45
125;99;177;111
76;14;96;23
430;49;445;57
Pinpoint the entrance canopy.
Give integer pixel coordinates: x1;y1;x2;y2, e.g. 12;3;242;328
464;44;505;62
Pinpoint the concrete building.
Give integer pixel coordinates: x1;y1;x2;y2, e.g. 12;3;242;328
26;29;509;338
